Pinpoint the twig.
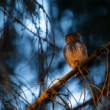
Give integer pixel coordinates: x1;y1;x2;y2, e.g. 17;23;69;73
72;85;107;110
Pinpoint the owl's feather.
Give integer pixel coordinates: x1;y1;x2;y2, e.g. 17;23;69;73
64;42;88;68
64;32;89;77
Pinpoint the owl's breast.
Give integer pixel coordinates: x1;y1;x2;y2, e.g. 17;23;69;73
64;42;88;68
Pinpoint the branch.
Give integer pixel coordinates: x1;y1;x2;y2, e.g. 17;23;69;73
27;41;110;110
0;8;55;47
73;67;110;110
72;86;107;110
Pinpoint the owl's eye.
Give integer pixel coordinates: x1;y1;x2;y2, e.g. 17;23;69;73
65;37;70;42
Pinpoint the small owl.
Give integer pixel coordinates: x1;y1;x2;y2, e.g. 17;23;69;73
64;32;89;77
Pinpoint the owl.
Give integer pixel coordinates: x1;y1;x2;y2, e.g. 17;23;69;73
64;32;89;77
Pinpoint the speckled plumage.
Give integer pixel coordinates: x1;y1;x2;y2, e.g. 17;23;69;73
64;32;89;76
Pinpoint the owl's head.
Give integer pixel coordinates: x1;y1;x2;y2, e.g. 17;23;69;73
65;32;81;44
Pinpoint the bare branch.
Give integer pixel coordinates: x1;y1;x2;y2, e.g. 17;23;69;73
27;41;110;110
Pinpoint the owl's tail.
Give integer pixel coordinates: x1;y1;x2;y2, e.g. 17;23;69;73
75;66;89;77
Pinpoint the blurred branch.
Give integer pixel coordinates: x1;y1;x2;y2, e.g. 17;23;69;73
0;4;55;47
72;86;107;110
73;67;110;110
5;9;55;47
27;41;110;110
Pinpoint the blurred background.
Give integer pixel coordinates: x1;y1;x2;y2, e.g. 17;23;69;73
0;0;109;110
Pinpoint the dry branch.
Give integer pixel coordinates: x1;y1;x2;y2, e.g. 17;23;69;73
73;68;110;110
27;41;110;110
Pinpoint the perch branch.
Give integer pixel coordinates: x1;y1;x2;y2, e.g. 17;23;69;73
27;41;110;110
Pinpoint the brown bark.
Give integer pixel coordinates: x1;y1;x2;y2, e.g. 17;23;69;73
27;41;110;110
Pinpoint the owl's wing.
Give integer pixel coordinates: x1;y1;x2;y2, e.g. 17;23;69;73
64;44;76;67
64;45;71;62
64;45;69;61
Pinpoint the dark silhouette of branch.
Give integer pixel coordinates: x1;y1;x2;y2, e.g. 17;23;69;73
73;67;110;110
0;7;55;47
27;41;110;110
72;86;107;110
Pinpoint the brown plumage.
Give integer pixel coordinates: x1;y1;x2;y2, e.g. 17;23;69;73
64;32;89;77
